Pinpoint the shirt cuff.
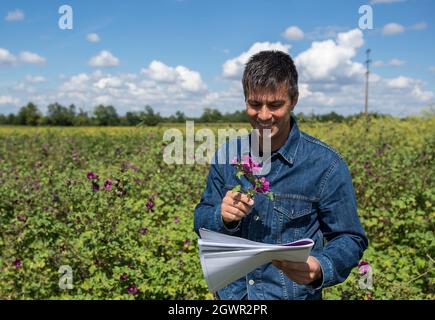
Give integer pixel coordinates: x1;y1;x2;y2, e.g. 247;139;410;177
306;253;335;293
214;203;241;234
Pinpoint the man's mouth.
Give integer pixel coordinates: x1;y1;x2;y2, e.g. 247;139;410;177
256;123;273;129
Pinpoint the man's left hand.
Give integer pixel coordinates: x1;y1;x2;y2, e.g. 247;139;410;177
272;256;322;285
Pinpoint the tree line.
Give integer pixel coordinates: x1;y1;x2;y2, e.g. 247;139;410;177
0;102;392;126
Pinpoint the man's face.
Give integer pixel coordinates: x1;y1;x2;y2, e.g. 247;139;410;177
245;83;297;145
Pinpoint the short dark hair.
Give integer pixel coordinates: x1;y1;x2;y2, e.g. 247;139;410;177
242;50;299;101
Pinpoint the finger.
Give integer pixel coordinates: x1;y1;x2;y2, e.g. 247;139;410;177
280;261;311;272
229;192;254;206
232;200;253;214
222;212;238;223
224;205;246;219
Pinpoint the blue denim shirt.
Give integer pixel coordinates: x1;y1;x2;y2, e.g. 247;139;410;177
194;115;368;300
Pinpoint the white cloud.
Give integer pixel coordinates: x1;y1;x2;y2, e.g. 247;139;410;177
305;26;349;41
382;23;405;36
0;48;17;65
142;60;178;82
222;42;291;79
409;22;427;30
389;58;405;66
86;33;100;43
386;76;433;102
94;76;123;89
282;26;304;41
386;76;413;88
25;75;46;83
19;51;46;64
294;29;365;83
141;60;207;92
5;9;24;22
0;95;20;105
88;50;119;67
373;60;384;67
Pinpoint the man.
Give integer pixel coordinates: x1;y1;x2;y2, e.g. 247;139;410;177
194;50;368;300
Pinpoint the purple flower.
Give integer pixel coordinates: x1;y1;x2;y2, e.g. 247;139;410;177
17;214;27;222
87;171;98;180
120;273;129;281
358;260;371;274
146;200;154;210
174;216;180;223
184;239;191;246
139;227;148;235
92;181;100;192
358;260;370;268
104;179;113;190
364;162;370;170
255;177;270;193
127;284;138;295
14;259;22;269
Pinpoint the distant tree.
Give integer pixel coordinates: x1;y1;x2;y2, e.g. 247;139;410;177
200;108;223;123
125;111;142;126
46;103;76;125
73;108;92;126
7;113;17;125
175;111;186;123
93;105;119;126
17;102;42;125
140;105;161;126
421;104;435;118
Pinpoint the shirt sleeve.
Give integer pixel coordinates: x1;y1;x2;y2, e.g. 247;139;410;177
307;157;368;292
193;158;241;237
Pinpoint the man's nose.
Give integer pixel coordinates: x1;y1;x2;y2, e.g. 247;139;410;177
258;105;272;121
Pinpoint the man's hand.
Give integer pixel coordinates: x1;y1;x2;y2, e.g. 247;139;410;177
221;191;254;224
272;256;322;286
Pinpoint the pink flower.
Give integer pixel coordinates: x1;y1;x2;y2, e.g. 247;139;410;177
17;214;27;222
146;200;154;210
127;284;138;294
139;227;148;235
104;179;113;190
174;216;180;223
14;259;22;269
120;273;129;281
92;181;100;192
87;172;99;180
255;177;270;193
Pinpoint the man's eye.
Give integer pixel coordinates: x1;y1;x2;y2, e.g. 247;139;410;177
270;103;284;108
249;102;261;107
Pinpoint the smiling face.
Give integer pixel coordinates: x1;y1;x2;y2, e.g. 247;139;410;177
246;83;298;151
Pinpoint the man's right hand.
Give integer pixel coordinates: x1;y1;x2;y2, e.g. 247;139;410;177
221;191;255;224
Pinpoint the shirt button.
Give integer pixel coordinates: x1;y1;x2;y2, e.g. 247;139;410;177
254;215;259;221
248;279;255;285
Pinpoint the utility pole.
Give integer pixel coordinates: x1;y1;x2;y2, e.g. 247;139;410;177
364;49;371;117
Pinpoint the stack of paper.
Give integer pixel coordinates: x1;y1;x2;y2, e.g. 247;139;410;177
198;228;315;293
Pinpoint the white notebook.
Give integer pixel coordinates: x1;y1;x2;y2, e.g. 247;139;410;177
198;228;315;293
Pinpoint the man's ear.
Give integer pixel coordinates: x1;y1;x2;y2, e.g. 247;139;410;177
291;94;299;108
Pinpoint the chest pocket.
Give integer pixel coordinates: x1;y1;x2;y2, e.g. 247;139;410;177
273;195;314;221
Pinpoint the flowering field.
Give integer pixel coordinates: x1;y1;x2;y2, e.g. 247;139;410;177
0;116;434;300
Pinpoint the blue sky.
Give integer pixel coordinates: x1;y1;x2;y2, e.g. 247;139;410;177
0;0;434;116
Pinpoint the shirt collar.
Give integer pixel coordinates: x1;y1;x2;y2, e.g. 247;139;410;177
274;114;301;165
243;114;301;166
